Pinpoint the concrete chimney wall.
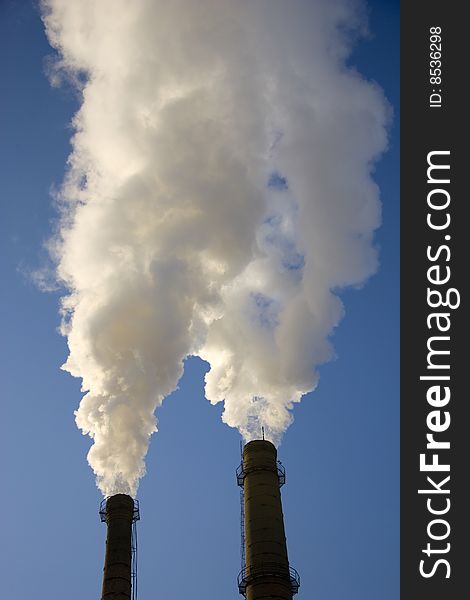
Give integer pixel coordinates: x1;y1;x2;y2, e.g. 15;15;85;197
101;494;134;600
243;440;293;600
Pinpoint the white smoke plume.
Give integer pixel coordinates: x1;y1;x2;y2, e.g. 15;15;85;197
41;0;389;497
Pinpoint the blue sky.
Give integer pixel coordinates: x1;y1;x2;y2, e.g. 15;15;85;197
1;1;399;599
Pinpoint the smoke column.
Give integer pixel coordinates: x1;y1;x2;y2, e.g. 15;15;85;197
41;0;389;497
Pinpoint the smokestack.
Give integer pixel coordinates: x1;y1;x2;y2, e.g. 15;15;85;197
99;494;139;600
237;440;300;600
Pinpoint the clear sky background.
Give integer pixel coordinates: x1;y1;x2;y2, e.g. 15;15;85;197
1;1;399;599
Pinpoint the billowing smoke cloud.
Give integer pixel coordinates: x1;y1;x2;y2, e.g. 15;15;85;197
42;0;389;497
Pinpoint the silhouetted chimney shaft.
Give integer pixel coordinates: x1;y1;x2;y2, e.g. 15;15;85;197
101;494;134;600
242;440;296;600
